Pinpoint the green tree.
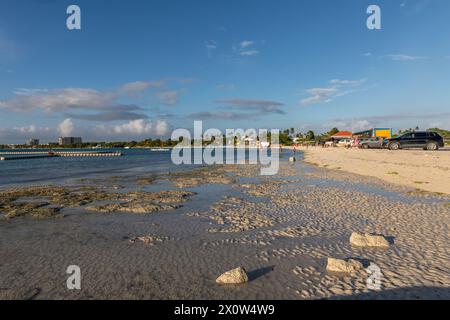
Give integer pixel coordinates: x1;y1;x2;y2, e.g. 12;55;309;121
327;127;339;136
428;128;450;138
279;131;293;145
127;141;138;148
306;130;315;140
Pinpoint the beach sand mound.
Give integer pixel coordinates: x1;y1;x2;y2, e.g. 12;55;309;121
216;267;249;285
326;258;363;273
350;232;390;248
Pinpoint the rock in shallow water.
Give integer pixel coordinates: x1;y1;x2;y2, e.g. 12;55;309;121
129;235;170;245
326;258;363;273
216;267;249;284
86;202;180;214
350;232;390;248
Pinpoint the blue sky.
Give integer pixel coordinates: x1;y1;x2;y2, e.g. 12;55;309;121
0;0;449;143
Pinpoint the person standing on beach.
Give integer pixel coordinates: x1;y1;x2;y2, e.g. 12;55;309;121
353;136;360;148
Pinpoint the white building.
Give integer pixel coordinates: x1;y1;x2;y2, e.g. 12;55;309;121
27;139;40;146
59;137;82;145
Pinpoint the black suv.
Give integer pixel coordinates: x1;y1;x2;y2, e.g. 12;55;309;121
383;131;444;150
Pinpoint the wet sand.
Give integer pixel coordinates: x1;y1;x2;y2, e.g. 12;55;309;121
0;153;449;300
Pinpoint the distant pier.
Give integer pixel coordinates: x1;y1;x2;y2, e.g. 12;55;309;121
0;151;122;161
0;155;58;161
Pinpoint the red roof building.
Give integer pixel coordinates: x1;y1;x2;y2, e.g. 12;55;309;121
331;131;353;139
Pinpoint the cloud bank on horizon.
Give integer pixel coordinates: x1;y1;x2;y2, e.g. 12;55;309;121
0;0;449;143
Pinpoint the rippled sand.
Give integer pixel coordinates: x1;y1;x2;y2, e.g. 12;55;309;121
0;154;449;300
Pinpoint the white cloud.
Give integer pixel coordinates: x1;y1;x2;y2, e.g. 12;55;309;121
0;79;189;118
208;39;261;59
300;88;337;106
0;125;53;144
96;119;171;137
0;118;172;144
112;119;153;135
157;90;179;106
154;120;170;136
330;78;367;86
214;99;284;108
120;80;164;96
240;40;254;49
235;40;260;57
326;112;450;133
240;50;259;56
428;121;443;128
0;87;115;113
13;88;49;96
190;98;285;121
18;124;37;134
383;54;426;61
189;111;244;120
322;119;372;132
58;118;74;136
300;78;367;107
352;120;372;131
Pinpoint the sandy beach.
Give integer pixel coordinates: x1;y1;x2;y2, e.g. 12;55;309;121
301;147;450;195
0;153;449;300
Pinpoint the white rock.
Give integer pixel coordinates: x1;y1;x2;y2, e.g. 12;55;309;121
350;232;390;248
326;258;363;273
216;267;249;284
289;156;296;163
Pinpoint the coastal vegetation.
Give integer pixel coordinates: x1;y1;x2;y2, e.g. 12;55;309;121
1;127;448;149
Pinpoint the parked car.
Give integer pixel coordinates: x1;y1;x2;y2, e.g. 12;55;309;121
359;138;383;149
336;139;353;148
383;131;444;150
